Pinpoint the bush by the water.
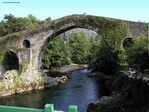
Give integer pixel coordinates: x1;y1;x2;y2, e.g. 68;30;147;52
126;36;149;72
93;21;127;75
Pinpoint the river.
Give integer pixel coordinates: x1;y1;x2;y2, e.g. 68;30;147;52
0;67;102;112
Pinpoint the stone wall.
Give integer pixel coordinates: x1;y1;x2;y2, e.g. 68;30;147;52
127;21;147;37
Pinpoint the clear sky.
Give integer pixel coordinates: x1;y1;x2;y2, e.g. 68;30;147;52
0;0;149;22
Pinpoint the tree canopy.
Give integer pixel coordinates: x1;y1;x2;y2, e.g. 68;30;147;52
0;14;51;37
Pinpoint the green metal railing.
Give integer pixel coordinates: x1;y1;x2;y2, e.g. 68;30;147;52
0;104;77;112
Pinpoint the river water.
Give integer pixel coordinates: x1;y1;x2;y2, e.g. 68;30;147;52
0;68;102;112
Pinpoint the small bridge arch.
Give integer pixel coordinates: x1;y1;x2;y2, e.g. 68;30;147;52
2;50;19;73
122;37;133;48
23;39;31;48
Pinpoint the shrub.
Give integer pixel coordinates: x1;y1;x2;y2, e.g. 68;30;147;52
126;36;149;72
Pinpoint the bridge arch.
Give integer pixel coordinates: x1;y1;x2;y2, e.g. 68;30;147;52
123;37;133;48
0;14;147;74
23;39;30;48
2;50;19;73
36;15;128;70
38;27;99;69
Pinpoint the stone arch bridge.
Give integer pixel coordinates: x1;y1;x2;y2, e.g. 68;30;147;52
0;14;147;76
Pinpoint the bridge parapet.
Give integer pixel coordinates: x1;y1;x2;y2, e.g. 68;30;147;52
127;21;147;37
0;104;78;112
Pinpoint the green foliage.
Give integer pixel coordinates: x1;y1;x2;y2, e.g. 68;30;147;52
3;14;146;76
42;17;52;24
89;35;101;61
42;20;128;72
0;14;26;36
126;36;149;72
111;72;128;91
11;73;23;93
0;51;5;64
20;62;28;71
42;32;92;68
42;36;72;68
23;14;42;28
68;32;90;63
94;20;127;75
7;35;22;41
0;14;42;37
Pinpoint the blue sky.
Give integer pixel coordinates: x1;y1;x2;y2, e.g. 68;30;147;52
0;0;149;22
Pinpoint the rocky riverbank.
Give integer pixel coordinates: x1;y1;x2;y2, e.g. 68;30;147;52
45;64;87;83
0;64;85;97
0;70;58;97
47;64;87;73
87;72;149;112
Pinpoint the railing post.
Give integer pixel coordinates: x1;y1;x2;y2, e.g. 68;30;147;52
68;105;78;112
44;104;54;112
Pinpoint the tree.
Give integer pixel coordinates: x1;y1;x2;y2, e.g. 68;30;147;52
89;35;101;61
23;14;41;28
42;31;92;68
68;32;90;63
94;34;121;75
93;21;127;75
42;36;71;68
126;36;149;72
0;14;42;37
0;14;25;36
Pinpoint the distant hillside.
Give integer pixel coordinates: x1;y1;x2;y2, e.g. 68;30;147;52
60;28;98;40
